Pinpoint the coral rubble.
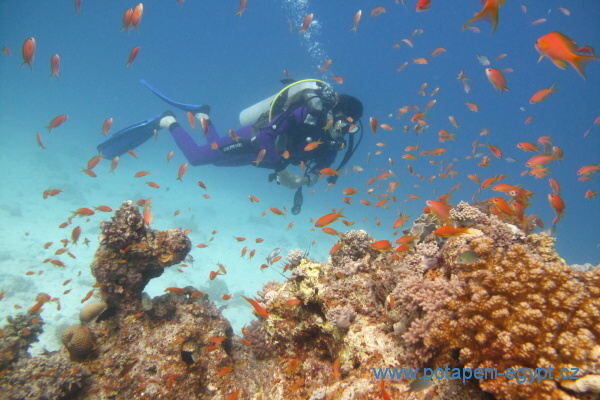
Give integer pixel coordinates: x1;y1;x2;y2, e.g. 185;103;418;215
1;200;598;400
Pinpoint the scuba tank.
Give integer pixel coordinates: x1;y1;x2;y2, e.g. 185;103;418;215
238;79;326;127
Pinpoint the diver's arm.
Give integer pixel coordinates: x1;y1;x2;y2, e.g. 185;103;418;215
253;105;312;168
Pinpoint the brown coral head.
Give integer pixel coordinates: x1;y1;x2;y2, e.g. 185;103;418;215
62;324;95;360
79;300;109;324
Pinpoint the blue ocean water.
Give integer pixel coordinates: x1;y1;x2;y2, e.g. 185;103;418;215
0;0;598;351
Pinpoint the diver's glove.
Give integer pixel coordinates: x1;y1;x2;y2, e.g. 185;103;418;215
276;170;318;189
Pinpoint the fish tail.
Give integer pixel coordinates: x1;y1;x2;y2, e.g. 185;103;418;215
571;53;600;80
462;5;499;34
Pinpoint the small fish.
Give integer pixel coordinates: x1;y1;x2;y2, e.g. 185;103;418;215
319;59;332;72
415;0;430;12
299;13;313;34
101;118;113;136
235;0;246;16
485;68;508;93
304;140;323;151
50;54;60;79
433;225;471;237
46;115;68;133
314;208;345;227
369;117;378;134
529;83;558;104
126;46;140;68
22;37;36;69
122;8;133;31
36;132;46;149
370;240;392;251
266;248;281;263
241;296;268;318
371;6;386;17
109;156;119;173
176;163;188;181
131;3;143;32
350;10;362;32
253;148;266;165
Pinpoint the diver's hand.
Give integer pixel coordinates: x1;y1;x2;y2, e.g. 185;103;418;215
276;170;308;189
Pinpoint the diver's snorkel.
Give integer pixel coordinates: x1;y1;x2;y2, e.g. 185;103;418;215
327;119;363;185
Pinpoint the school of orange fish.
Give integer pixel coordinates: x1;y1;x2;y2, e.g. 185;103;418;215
3;2;600;396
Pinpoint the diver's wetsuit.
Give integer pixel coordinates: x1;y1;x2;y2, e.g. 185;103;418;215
168;104;341;176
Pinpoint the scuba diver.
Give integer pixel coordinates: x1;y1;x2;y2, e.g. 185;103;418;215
98;79;364;214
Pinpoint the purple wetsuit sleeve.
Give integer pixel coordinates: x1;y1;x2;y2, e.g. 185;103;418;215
254;106;310;164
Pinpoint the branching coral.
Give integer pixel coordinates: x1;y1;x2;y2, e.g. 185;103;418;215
0;313;44;372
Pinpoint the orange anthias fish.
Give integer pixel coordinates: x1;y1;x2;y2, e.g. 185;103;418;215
433;225;471;237
46;115;68;132
176;163;188;181
253;149;266;165
122;8;133;31
350;10;362;32
425;199;452;221
126;46;140;67
131;3;143;32
304;140;323;151
241;296;268;318
101;117;113;136
314;208;345;227
50;54;60;79
371;240;392;251
371;6;386;17
416;0;431;12
485;68;508;94
529;83;558;104
548;193;566;224
235;0;246;16
22;37;36;69
463;0;506;34
299;13;313;34
319;59;332;72
535;32;600;79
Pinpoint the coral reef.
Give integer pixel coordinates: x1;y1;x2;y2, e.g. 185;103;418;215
91;200;191;315
395;202;600;400
0;354;90;399
1;200;598;400
0;313;44;371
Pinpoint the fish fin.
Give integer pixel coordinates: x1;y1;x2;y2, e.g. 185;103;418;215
551;59;569;70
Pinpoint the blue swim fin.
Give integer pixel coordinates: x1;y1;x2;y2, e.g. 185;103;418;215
140;79;208;114
97;112;168;159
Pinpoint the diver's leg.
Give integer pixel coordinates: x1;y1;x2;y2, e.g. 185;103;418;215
168;122;254;166
189;107;220;143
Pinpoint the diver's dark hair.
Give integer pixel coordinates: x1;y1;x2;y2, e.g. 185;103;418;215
335;94;363;121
